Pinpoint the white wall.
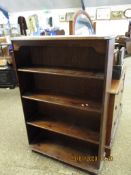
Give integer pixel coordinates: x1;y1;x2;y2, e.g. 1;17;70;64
9;8;80;35
96;20;129;35
86;5;131;36
9;4;131;36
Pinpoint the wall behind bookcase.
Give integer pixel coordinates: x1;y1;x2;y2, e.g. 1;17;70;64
9;4;131;36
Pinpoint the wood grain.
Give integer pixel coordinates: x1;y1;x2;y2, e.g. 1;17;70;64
18;67;104;79
27;118;99;144
22;91;102;114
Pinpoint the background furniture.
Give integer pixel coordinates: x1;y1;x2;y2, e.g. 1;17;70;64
12;36;115;175
18;16;27;36
116;21;131;55
105;68;125;156
69;10;95;35
0;37;17;88
104;45;126;156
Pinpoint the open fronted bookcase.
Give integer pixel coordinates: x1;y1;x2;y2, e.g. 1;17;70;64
12;36;115;174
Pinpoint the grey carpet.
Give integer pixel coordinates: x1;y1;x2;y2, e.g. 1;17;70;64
0;58;131;175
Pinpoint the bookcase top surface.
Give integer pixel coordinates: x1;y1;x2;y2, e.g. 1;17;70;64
11;35;115;41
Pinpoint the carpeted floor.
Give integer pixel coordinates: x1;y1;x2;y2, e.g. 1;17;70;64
0;58;131;175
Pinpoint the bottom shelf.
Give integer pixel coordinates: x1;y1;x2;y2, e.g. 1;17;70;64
30;133;100;174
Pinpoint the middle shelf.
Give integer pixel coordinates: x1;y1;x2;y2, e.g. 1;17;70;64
22;91;102;114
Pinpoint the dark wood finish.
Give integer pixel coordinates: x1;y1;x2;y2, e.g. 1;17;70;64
27;117;99;144
105;69;125;155
69;21;73;35
14;44;106;70
30;131;98;174
31;142;98;173
105;105;122;157
109;67;126;94
22;99;100;132
18;73;104;102
22;92;102;114
18;67;104;79
12;36;115;174
97;38;114;168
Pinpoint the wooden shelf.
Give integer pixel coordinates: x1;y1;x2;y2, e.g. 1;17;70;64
22;92;102;114
18;67;104;80
30;137;99;174
27;118;99;144
110;79;121;94
110;67;126;94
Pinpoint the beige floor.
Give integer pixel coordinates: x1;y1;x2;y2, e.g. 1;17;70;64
0;58;131;175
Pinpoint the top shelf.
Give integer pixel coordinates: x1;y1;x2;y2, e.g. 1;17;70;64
11;35;115;41
18;67;104;80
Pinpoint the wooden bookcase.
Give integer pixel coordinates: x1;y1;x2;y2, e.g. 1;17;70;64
12;36;115;175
